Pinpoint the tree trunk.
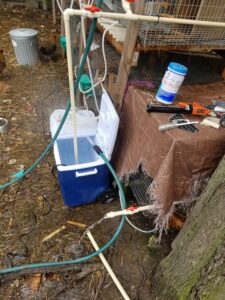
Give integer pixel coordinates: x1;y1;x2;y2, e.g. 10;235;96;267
152;156;225;299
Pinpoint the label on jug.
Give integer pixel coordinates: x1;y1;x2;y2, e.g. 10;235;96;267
156;71;185;104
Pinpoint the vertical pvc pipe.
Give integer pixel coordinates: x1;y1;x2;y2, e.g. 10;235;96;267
121;0;132;14
64;17;79;164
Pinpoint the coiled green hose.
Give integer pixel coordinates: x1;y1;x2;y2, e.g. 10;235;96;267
0;150;126;275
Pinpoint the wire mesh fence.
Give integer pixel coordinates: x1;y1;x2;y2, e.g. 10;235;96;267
129;166;154;207
103;0;225;48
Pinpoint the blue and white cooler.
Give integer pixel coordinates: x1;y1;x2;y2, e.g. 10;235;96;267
50;90;119;206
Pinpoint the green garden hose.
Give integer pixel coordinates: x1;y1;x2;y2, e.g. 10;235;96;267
0;0;127;276
0;1;99;190
0;149;126;275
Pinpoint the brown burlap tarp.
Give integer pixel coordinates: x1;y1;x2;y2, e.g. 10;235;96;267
114;81;225;218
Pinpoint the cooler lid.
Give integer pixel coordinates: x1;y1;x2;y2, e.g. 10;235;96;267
50;109;98;138
96;89;119;159
9;28;38;38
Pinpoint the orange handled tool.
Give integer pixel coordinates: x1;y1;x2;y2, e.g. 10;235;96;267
146;102;211;116
178;102;211;116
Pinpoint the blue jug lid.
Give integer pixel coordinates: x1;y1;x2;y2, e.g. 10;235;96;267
168;62;188;75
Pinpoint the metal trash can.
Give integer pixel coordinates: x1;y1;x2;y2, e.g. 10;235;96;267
9;28;40;66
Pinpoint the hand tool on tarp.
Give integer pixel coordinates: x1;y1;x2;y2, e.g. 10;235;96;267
147;101;225;115
159;119;199;131
169;114;199;133
146;102;212;116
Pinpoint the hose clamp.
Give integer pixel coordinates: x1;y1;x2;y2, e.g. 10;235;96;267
0;118;9;134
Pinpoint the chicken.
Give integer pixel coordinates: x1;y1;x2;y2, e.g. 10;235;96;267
0;49;6;76
39;34;57;61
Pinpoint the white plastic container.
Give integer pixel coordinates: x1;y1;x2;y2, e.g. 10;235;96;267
156;62;188;105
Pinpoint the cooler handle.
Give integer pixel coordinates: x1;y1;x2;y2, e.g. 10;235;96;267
75;168;98;177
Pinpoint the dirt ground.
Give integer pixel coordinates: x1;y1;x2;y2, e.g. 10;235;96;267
0;7;172;300
0;6;224;300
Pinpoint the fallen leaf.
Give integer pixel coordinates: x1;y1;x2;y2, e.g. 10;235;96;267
8;159;17;165
27;273;42;293
0;83;9;93
8;217;13;230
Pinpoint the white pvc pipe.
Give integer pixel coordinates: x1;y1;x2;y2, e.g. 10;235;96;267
64;18;79;164
86;230;131;300
121;0;132;14
64;8;225;28
105;204;154;219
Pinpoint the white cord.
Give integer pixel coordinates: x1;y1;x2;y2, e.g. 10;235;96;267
79;20;119;95
70;0;75;8
82;94;88;110
56;0;63;13
125;216;157;234
57;0;75;11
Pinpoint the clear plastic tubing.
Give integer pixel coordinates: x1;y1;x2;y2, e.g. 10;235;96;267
156;62;188;105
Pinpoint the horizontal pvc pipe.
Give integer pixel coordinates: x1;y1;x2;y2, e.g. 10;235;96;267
64;8;225;28
105;205;155;219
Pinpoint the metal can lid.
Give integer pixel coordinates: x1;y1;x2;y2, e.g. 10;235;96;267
9;28;38;38
168;62;188;76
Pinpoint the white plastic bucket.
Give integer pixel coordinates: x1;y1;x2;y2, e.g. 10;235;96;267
156;62;188;105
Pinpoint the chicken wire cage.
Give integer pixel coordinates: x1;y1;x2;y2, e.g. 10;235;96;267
128;166;153;207
103;0;225;49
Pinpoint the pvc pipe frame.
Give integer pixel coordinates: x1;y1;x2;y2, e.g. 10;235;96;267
121;0;132;15
64;8;225;27
64;8;225;163
64;18;79;164
105;204;154;219
87;230;131;300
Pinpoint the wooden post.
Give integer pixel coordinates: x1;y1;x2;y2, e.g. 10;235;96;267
52;0;56;25
111;0;145;110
